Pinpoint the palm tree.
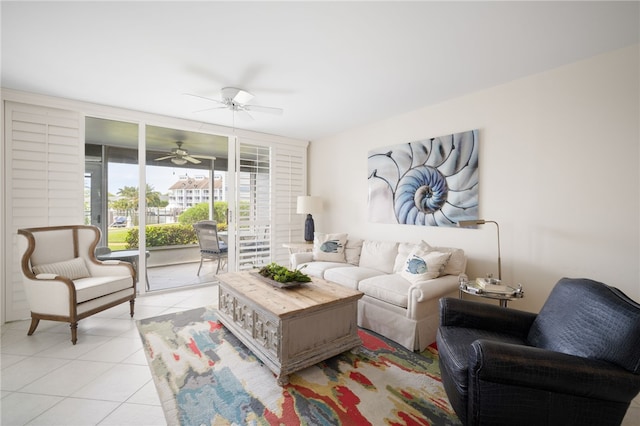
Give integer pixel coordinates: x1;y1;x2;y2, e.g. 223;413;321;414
110;185;167;219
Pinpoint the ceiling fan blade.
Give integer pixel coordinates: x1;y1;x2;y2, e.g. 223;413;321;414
233;89;254;104
184;156;202;164
237;109;254;121
190;154;217;160
184;93;225;105
192;106;228;113
155;155;175;161
244;104;284;115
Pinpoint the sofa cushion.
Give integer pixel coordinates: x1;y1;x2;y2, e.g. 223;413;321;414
298;261;347;279
424;242;466;276
359;240;399;273
32;257;90;280
358;274;412;308
313;233;348;262
400;245;451;284
324;266;384;290
74;275;134;303
345;238;364;265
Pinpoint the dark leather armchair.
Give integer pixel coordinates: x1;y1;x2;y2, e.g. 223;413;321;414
436;277;640;426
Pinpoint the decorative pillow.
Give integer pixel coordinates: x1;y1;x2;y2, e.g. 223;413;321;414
344;238;364;266
393;241;428;272
422;241;466;276
400;246;451;284
32;257;90;280
313;233;348;262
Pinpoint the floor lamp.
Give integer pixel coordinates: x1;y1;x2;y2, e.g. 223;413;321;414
297;196;322;242
458;219;501;281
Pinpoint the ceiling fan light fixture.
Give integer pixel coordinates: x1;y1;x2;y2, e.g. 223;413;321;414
222;87;253;104
171;157;188;166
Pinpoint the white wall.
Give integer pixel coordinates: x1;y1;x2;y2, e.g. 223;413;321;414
309;45;640;312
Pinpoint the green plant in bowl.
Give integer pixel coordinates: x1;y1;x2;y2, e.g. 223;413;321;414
258;263;311;283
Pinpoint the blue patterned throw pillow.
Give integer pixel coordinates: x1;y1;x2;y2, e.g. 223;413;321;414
400;246;450;284
312;232;348;262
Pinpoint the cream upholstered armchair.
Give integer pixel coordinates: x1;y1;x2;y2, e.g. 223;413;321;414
17;225;136;344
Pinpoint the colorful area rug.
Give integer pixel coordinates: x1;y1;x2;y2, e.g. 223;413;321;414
137;306;461;426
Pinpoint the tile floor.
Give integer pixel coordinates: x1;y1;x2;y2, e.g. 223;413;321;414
2;276;639;425
1;283;219;426
147;259;227;292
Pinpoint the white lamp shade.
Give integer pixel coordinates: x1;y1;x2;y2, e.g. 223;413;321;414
297;196;322;214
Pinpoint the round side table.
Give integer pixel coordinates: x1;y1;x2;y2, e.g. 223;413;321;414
458;278;524;307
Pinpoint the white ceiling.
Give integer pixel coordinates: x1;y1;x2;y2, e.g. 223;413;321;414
2;1;639;142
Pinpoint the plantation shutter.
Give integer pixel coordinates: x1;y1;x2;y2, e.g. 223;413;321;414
4;101;83;321
233;137;307;270
272;145;306;265
237;142;272;269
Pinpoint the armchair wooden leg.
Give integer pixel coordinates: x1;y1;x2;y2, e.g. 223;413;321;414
129;299;135;318
27;318;40;336
70;322;78;345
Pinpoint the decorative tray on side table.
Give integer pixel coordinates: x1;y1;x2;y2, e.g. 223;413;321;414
459;277;524;307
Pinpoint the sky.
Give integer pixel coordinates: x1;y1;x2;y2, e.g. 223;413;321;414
108;163;206;195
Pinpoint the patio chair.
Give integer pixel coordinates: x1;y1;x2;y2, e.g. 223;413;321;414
17;225;136;344
194;221;228;275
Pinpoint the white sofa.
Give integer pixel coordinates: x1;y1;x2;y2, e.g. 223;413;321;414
291;234;466;352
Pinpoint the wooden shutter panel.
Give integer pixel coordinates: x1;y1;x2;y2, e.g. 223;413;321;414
4;101;82;321
272;145;306;265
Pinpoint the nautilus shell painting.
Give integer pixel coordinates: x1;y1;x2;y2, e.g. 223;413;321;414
368;129;479;227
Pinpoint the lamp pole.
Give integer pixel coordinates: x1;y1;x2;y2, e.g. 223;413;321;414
458;219;501;281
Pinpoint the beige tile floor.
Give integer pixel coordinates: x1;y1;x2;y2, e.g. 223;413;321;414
1;265;639;425
147;259;227;292
1;280;219;426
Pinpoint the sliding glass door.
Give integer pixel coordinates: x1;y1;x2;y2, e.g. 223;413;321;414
143;125;228;290
85;119;139;250
85;118;229;291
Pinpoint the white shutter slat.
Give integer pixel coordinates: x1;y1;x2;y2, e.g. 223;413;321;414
10;131;47;143
12;198;47;208
12;169;47;180
11;120;47;133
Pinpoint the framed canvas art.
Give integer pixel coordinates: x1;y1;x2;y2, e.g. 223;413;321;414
368;129;479;227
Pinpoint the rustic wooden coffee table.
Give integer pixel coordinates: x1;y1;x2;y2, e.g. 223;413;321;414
217;271;363;385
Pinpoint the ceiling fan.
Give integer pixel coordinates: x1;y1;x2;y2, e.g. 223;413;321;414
154;141;214;166
187;87;283;121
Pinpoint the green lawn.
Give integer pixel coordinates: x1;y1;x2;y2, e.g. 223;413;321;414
107;228;129;250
